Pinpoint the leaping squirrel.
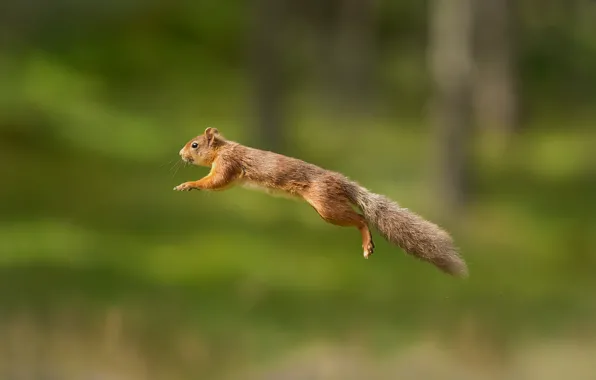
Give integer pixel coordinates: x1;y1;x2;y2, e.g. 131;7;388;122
174;127;468;277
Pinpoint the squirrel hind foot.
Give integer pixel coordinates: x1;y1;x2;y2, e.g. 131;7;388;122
363;241;375;259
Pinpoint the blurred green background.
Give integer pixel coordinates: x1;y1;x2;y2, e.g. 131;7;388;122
1;0;595;379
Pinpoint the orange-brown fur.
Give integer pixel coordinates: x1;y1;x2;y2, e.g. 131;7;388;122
175;127;468;277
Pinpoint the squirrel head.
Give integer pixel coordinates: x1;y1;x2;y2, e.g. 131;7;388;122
179;127;225;166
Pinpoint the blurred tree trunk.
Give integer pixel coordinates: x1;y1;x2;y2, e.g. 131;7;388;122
250;0;286;152
309;0;337;99
474;0;519;153
428;0;474;218
331;0;377;109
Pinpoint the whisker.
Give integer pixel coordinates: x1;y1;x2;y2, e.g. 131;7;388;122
160;159;176;168
173;162;183;177
170;159;183;171
171;160;183;178
169;161;178;175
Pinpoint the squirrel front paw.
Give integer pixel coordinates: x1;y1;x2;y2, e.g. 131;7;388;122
173;182;197;191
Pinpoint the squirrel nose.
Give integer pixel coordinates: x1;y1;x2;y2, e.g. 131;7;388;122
179;148;185;157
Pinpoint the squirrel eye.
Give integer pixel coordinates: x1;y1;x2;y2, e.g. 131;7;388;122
191;142;198;148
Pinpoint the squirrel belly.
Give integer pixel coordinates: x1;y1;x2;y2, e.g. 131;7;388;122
239;179;302;200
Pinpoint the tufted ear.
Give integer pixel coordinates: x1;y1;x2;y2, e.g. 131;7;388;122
204;127;220;147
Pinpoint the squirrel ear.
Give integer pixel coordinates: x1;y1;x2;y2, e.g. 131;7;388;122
204;127;220;146
204;127;219;136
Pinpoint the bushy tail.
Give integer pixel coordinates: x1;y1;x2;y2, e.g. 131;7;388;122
345;182;468;277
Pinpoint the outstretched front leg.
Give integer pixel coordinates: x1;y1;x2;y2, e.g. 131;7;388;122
306;193;375;259
174;162;239;191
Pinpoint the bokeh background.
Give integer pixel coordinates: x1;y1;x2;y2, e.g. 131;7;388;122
1;0;595;379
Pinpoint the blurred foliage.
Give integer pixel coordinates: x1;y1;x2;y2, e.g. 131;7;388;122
0;0;595;379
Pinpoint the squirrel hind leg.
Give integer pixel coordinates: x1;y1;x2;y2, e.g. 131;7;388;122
305;196;374;259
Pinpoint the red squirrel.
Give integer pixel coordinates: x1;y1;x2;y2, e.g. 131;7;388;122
174;127;468;277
